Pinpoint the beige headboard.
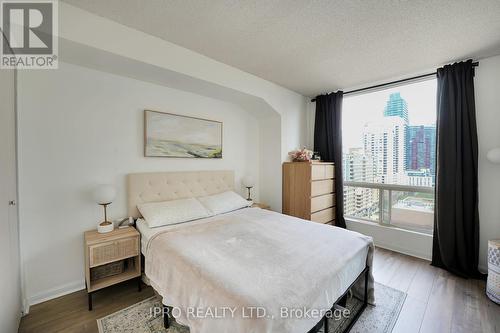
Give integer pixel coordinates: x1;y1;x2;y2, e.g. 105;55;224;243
127;170;234;218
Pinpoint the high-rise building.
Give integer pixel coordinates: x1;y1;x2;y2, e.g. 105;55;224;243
384;92;409;124
363;116;406;184
343;147;375;183
403;169;433;187
406;125;436;180
343;148;376;217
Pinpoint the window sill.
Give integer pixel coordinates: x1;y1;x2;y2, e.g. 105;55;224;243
345;217;433;237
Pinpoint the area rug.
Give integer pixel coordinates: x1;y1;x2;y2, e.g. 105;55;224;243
97;282;405;333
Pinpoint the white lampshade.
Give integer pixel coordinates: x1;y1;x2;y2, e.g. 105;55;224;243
242;175;255;188
487;148;500;164
93;184;117;204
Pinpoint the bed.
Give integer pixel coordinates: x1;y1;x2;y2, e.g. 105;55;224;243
128;170;374;333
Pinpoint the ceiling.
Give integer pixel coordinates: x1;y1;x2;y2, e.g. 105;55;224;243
62;0;500;97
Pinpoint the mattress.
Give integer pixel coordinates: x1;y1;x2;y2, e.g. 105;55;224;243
138;207;373;333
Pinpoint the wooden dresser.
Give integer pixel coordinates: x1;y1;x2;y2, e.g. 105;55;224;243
282;161;336;225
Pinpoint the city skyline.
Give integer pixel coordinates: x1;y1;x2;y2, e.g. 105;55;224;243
343;78;437;150
342;79;437;185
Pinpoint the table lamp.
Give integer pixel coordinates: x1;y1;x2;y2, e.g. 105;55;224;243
93;184;116;233
242;175;255;201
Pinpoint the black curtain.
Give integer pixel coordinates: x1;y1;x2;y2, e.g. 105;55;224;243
432;60;482;278
314;92;346;228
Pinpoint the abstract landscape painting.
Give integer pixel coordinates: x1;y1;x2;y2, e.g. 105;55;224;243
144;110;222;158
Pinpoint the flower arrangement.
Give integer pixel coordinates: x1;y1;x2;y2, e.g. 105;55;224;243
288;147;314;162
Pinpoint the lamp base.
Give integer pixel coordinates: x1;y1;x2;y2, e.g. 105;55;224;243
97;221;114;233
246;186;253;201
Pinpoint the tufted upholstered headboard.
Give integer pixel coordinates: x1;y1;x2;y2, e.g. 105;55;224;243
127;170;234;218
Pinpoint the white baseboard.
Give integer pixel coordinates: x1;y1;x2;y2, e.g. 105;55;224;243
22;297;30;315
27;279;85;310
374;241;432;261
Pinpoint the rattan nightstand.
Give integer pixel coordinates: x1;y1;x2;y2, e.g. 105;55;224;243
252;202;271;210
84;226;141;310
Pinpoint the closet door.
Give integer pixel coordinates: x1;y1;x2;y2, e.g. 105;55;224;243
0;68;21;332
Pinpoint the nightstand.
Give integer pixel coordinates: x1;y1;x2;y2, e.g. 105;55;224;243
84;226;141;310
252;202;271;210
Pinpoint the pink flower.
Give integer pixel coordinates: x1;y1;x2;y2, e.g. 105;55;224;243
288;147;313;161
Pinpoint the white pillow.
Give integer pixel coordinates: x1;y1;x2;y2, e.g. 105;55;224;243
198;191;251;215
137;198;210;228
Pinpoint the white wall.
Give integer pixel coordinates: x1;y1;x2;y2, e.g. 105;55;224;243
55;2;308;214
0;68;22;331
475;54;500;272
58;2;307;159
346;219;433;260
18;62;263;305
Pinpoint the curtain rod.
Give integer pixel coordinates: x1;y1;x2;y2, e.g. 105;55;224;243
310;61;479;102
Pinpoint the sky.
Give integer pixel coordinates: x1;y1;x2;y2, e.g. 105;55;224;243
342;78;437;150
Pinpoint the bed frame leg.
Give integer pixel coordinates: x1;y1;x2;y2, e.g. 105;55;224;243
163;304;170;329
364;267;369;306
338;294;347;307
88;292;92;311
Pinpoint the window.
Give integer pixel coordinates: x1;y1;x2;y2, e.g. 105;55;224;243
342;79;436;234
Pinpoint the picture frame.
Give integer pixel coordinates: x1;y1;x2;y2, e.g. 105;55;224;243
144;110;223;158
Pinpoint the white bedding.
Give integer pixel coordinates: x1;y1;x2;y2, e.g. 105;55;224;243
139;207;374;333
137;210;242;254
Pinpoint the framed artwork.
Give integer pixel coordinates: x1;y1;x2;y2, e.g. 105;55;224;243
144;110;223;158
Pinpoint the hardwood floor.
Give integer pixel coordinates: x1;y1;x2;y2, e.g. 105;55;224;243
373;247;499;333
18;247;499;333
18;280;155;333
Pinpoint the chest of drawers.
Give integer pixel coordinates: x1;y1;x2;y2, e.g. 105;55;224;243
282;161;336;225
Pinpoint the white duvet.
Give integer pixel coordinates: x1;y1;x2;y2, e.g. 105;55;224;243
144;208;374;333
